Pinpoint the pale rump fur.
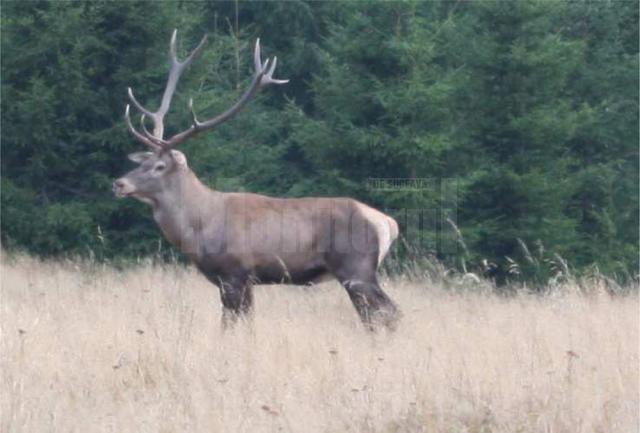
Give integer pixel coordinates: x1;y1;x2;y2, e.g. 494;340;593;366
355;203;399;267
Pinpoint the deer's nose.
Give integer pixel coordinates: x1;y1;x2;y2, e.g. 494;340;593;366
113;179;125;190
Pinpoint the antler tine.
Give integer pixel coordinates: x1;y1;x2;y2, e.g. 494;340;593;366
181;34;208;67
124;105;163;152
254;38;262;72
261;55;289;86
169;29;178;64
169;29;207;68
127;88;154;118
140;114;170;147
188;98;201;127
261;58;271;75
267;57;277;77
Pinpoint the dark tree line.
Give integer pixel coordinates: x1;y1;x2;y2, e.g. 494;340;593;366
2;1;638;283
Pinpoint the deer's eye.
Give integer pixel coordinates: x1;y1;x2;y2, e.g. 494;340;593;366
154;163;166;172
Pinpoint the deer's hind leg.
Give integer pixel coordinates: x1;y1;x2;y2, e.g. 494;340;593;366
326;253;400;330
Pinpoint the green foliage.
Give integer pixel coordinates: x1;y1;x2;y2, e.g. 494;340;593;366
1;1;637;283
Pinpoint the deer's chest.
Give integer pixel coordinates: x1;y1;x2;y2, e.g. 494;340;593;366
153;209;200;254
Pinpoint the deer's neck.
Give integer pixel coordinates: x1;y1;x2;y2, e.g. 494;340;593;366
151;169;223;258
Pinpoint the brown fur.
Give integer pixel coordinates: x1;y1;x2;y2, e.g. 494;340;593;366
114;151;400;329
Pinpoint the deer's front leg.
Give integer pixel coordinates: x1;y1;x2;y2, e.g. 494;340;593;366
218;275;253;328
196;257;253;329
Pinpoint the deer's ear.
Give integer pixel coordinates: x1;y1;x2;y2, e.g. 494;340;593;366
170;150;188;167
128;152;154;164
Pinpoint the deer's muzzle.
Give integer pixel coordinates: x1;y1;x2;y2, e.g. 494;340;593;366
112;178;135;198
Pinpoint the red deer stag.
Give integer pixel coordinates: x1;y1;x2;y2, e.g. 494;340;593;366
113;31;400;329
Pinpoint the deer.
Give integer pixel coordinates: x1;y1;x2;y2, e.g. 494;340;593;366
112;30;401;330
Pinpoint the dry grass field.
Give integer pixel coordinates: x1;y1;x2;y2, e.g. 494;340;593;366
1;254;638;433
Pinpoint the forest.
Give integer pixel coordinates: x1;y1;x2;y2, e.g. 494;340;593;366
2;1;638;283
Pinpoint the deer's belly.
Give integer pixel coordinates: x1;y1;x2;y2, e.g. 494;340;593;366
195;251;334;286
246;251;331;285
252;260;332;285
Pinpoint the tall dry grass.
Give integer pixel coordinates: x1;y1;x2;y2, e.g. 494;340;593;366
1;254;638;433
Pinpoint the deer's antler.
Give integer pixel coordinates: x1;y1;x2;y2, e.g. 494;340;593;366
125;30;288;152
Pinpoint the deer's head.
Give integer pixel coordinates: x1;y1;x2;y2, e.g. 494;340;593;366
112;150;188;202
113;30;287;204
